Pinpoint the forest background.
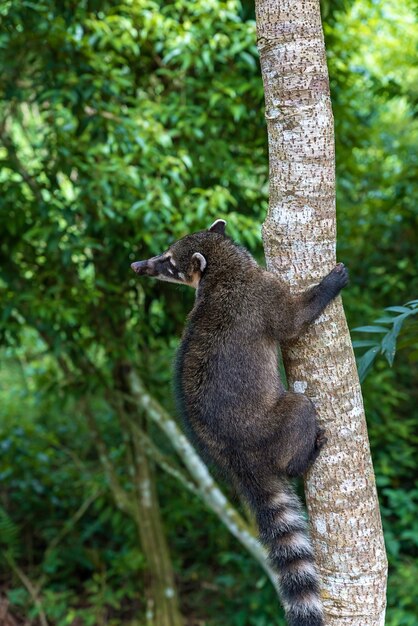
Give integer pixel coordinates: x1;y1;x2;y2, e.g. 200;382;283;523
0;1;417;625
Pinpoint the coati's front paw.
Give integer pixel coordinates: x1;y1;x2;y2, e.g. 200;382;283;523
331;262;349;287
323;263;349;295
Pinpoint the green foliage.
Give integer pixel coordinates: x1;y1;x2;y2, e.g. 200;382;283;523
0;357;145;625
0;505;20;562
327;0;418;318
0;0;417;625
352;301;418;381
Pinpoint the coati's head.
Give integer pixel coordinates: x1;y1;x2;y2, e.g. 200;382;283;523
131;219;230;288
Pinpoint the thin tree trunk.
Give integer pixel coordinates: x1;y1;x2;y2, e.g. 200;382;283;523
255;1;388;624
85;401;184;626
130;420;184;626
113;365;185;626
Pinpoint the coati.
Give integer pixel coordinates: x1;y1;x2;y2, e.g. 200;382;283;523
131;219;348;626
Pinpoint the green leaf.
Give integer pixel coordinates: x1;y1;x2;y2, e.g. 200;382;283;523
240;51;256;69
374;316;395;324
352;325;389;333
357;346;380;382
352;339;380;348
381;328;398;366
384;306;412;314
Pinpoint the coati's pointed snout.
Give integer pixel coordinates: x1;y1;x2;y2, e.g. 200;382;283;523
131;260;147;274
131;258;158;276
131;253;191;285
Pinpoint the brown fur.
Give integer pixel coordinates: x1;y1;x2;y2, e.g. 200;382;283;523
131;219;348;626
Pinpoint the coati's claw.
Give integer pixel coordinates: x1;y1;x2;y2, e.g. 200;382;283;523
334;262;349;281
324;263;349;293
315;428;327;451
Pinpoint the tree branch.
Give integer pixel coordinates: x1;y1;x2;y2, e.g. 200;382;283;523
130;421;200;497
3;554;49;626
126;371;280;593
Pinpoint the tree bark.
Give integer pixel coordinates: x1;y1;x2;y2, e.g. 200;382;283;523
255;1;388;624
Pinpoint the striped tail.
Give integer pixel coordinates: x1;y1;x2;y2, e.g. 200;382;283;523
245;477;324;626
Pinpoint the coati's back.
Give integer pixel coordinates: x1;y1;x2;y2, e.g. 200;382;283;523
175;241;283;468
132;219;349;626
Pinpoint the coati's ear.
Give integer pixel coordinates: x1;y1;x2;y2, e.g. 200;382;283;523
208;219;226;235
191;252;207;273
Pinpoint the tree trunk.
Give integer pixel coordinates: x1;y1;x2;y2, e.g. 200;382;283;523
113;364;185;626
85;397;184;626
130;421;184;626
255;1;388;625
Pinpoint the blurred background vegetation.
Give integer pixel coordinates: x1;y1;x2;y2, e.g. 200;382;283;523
0;0;417;625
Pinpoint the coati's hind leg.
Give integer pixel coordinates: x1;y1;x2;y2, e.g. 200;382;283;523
270;392;326;478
